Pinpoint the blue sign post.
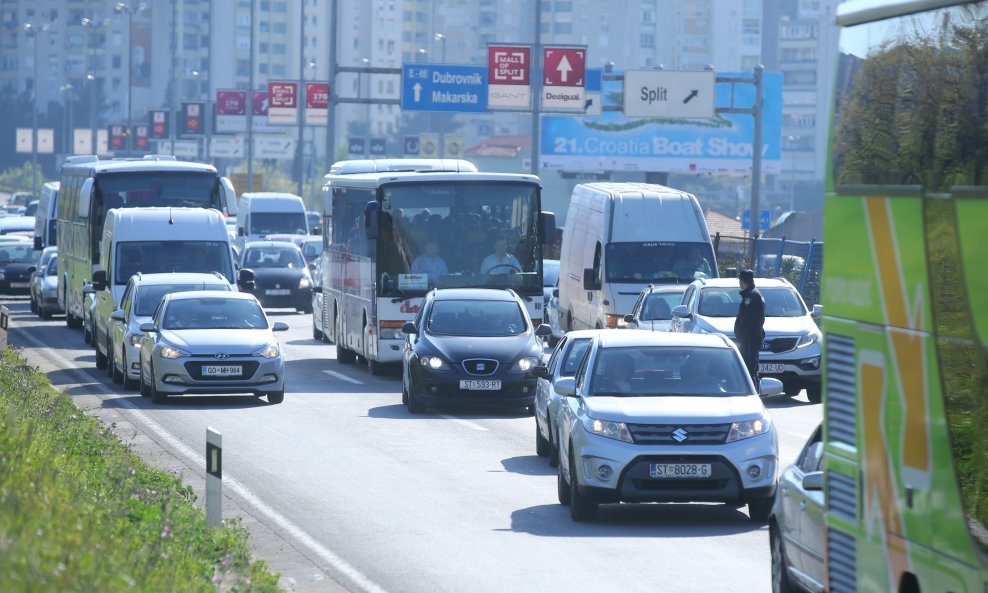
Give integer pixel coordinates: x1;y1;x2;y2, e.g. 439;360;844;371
742;209;771;232
401;65;488;113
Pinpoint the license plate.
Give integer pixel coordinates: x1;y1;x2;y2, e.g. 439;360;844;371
759;363;785;374
459;380;501;390
9;282;28;288
266;289;291;296
203;365;242;377
649;463;712;479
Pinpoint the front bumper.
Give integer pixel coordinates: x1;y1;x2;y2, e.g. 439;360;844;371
152;354;285;395
251;286;312;309
409;364;538;408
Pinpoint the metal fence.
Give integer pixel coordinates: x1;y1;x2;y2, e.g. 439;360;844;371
712;233;823;307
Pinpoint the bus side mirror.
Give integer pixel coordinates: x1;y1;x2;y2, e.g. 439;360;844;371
219;177;238;216
540;211;557;244
78;177;95;219
582;268;600;291
91;270;107;292
34;236;42;251
364;201;380;240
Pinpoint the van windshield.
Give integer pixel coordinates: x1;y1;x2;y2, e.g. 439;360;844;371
250;212;307;236
605;242;716;283
114;241;234;285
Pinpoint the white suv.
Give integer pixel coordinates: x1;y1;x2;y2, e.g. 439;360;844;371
554;330;782;522
669;277;823;402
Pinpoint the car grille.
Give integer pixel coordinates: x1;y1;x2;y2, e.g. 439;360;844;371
762;337;798;353
462;358;499;376
626;423;731;445
184;360;260;380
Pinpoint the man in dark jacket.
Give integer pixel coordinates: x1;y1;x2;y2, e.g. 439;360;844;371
734;269;765;384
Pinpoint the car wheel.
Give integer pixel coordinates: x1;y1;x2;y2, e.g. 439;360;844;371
805;384;822;404
336;344;357;364
121;351;137;391
39;301;51;319
535;419;550;457
95;338;108;370
111;346;124;384
267;390;284;405
569;453;598;521
747;497;773;522
149;361;167;404
770;522;797;593
557;457;571;506
405;378;424;414
139;356;151;398
106;339;117;379
83;317;92;344
302;302;313;314
547;420;560;468
313;320;323;340
30;294;37;314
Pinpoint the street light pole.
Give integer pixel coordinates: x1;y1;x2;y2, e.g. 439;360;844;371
82;17;100;156
25;23;40;197
61;84;74;159
434;33;446;158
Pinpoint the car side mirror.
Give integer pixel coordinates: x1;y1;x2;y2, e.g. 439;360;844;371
671;305;691;319
110;309;126;322
238;268;255;291
535;324;553;337
811;304;823;317
272;321;289;332
312;286;322;294
553;376;576;397
307;262;317;271
582;268;600;291
402;322;418;335
623;314;636;324
139;322;157;333
82;282;95;295
759;377;784;397
552;287;559;298
91;270;107;292
534;365;550;380
802;471;824;491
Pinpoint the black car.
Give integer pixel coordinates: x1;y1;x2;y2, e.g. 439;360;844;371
0;241;38;294
401;288;552;414
237;241;313;313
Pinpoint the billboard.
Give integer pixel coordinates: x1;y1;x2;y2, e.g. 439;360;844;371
540;71;783;174
304;82;329;126
268;81;298;125
216;90;248;133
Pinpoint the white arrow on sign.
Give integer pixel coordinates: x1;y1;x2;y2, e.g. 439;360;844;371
413;83;422;102
557;55;572;83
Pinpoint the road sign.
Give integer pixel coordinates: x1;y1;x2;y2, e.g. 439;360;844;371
305;82;330;126
73;128;91;154
15;129;31;153
742;209;771;232
134;125;149;150
403;135;420;156
109;125;126;150
96;129;109;156
348;137;366;156
252;91;269;116
216;90;248;133
181;102;205;135
157;139;199;159
401;64;487;112
444;134;464;158
623;70;716;118
369;137;387;156
542;46;586;112
210;136;244;158
488;45;531;111
419;133;439;157
254;135;295;159
268;81;298;125
150;110;169;139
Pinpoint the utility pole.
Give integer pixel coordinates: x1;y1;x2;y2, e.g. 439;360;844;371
295;3;306;197
530;0;543;177
435;33;446;158
246;0;256;190
325;0;338;168
25;22;42;197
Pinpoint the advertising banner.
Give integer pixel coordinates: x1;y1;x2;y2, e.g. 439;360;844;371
150;110;169;139
131;22;152;88
134;125;149;150
109;125;126;150
542;46;586;112
305;82;330;126
181;102;205;136
540;70;783;174
216;90;248;133
267;81;298;125
487;45;531;110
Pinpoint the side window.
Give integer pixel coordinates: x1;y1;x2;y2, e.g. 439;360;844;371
631;293;645;316
413;297;429;332
682;285;696;308
546;337;568;374
796;427;823;473
574;344;595;391
152;301;165;325
591;242;602;284
120;282;134;317
561;338;592;376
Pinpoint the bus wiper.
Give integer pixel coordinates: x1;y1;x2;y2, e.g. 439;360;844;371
390;291;409;303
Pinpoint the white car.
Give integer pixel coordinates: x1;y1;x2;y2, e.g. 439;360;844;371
108;273;233;390
534;330;598;466
622;284;688;331
554;330;783;522
29;246;58;315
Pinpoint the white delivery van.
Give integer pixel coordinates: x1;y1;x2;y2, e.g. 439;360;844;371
90;207;237;370
33;181;59;250
557;182;717;331
235;192;308;252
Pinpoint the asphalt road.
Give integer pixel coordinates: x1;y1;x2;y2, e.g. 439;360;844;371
2;295;822;593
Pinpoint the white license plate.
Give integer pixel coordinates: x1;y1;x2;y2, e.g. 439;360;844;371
9;282;29;288
203;365;242;377
266;289;291;296
759;363;785;374
649;463;712;479
459;380;501;390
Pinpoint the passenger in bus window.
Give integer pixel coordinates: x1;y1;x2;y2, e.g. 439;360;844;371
411;240;448;286
480;236;522;275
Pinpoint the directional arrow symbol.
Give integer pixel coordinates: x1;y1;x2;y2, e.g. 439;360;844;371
683;90;699;104
413;83;422;102
557;55;572;83
584;97;593;110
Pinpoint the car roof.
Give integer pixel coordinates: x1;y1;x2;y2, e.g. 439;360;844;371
643;284;689;294
132;272;231;286
243;241;302;249
595;329;733;349
431;288;520;302
563;329;607;339
166;290;255;302
695;277;790;289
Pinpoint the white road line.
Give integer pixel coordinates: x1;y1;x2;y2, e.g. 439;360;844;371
322;370;365;385
438;414;488;432
15;329;390;593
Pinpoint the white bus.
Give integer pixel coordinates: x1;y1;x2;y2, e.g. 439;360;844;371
315;159;556;375
57;155;237;328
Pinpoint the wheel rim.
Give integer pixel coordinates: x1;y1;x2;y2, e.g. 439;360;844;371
770;529;784;591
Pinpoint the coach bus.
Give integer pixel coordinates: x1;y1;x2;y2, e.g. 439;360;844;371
315;159;555;375
818;1;987;592
57;155;237;328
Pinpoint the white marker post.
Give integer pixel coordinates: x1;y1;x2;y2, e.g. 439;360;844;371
206;427;222;527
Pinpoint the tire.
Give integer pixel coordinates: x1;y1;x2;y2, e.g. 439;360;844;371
547;420;560;468
312;320;323;340
149;361;167;404
267;390;284;404
95;337;108;370
139;356;151;398
805;384;822;404
535;418;550;457
67;311;82;329
367;357;384;376
121;351;137;391
770;523;797;593
748;497;773;523
302;302;313;314
557;459;571;506
83;318;92;344
336;343;357;364
30;294;38;314
569;455;598;521
39;302;51;320
405;376;424;414
111;344;124;384
401;372;409;405
106;339;116;379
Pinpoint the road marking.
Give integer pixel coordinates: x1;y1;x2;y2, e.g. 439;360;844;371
322;370;364;385
438;414;487;432
15;328;390;593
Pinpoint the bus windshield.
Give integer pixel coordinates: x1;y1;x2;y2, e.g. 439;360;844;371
96;171;217;213
605;241;716;283
114;241;234;285
375;181;542;296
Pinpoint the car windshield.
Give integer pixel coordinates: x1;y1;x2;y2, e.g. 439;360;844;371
250;212;307;236
45;256;58;276
242;246;305;269
115;241;234;285
0;243;35;264
427;299;527;337
605;242;716;283
639;292;684;321
698;286;806;318
543;261;560;287
162;298;268;330
588;346;752;397
136;283;230;316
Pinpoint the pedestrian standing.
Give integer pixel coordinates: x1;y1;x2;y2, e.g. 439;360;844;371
734;269;765;384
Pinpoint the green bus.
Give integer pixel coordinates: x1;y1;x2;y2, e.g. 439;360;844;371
823;1;987;592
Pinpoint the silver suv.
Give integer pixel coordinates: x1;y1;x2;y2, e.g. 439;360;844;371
554;330;782;522
669;277;822;402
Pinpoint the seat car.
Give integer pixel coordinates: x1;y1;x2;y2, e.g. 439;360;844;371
669;277;823;402
622;284;688;331
770;425;824;593
108;273;233;390
554;331;783;522
0;241;37;294
30;252;62;318
138;291;289;404
237;241;313;313
401;288;552;413
29;246;57;314
534;330;597;466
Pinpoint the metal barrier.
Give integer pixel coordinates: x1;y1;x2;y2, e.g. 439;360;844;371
712;233;823;307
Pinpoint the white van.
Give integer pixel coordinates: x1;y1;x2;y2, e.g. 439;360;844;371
235;192;307;252
90;207;237;370
557;182;717;331
33;181;59;250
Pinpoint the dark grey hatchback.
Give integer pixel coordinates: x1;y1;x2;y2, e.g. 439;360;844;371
401;288;551;414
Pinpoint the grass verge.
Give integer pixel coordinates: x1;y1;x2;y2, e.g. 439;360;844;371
0;347;282;592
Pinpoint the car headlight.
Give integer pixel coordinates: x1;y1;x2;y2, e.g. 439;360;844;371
419;355;447;370
796;331;820;348
298;276;311;289
159;344;190;359
253;343;280;358
583;416;634;443
128;333;143;347
514;356;539;372
726;416;771;443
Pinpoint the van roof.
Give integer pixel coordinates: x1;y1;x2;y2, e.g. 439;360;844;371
575;182;692;198
105;207;229;241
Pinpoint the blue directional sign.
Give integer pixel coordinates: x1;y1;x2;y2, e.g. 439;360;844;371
742;209;771;232
401;64;488;113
